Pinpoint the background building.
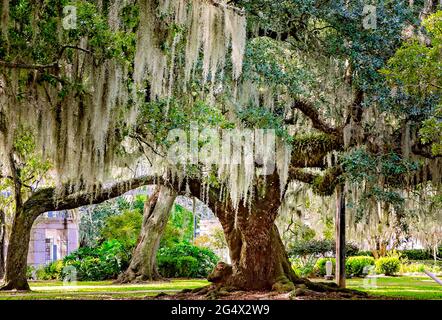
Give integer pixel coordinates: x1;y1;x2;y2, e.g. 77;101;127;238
27;211;79;268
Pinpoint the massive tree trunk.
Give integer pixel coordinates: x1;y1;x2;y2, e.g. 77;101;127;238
201;174;298;291
0;209;5;281
118;185;177;283
189;173;345;294
0;207;39;290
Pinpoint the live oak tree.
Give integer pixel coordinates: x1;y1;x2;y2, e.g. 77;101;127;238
1;0;441;294
132;0;441;292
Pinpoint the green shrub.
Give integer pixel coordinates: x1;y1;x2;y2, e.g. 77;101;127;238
289;240;359;258
63;239;131;281
45;260;64;279
27;266;35;279
400;262;426;274
355;250;374;257
314;257;335;276
157;242;218;278
100;209;143;250
400;249;432;260
375;257;400;275
176;256;199;278
36;267;49;280
400;261;442;274
31;260;64;280
345;256;375;276
291;257;316;277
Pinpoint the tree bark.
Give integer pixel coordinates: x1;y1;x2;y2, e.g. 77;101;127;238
118;185;177;283
0;209;5;281
335;183;346;288
203;174;298;291
0;207;39;290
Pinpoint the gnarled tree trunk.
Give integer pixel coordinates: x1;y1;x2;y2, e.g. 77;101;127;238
118;185;177;283
197;173;298;291
0;207;39;291
213;176;296;291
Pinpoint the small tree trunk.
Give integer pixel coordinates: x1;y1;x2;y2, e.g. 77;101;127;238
0;209;5;281
335;183;346;288
0;208;38;291
117;186;177;283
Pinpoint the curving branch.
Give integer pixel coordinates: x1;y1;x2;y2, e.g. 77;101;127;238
287;100;342;136
23;175;159;217
288;166;343;196
0;45;91;71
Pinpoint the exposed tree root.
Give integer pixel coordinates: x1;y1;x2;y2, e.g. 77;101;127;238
0;280;30;291
154;274;368;300
114;271;170;284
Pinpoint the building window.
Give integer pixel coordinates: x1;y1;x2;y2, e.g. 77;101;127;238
45;238;52;263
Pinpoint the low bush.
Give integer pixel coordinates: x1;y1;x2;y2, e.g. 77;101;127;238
27;260;64;280
157;242;218;278
63;239;131;281
289;240;359;258
400;249;432;261
291;257;316;278
355;250;374;257
345;256;375;276
375;257;400;275
400;262;442;274
26;266;35;279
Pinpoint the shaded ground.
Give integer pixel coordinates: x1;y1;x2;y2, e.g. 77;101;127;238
346;275;442;300
0;275;440;300
0;279;209;300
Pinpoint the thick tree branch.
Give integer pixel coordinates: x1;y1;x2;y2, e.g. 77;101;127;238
8;153;23;209
0;60;58;70
288;166;343;196
291;133;343;168
0;45;90;71
412;141;441;159
288;100;342;136
57;45;92;60
23;175;159;217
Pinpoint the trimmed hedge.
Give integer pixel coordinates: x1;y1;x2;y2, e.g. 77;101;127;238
375;257;401;275
346;256;375;276
289;240;359;258
315;256;375;277
400;249;432;260
353;249;442;260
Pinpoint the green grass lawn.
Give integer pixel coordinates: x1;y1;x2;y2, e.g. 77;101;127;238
0;279;210;300
346;275;442;300
0;276;440;300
